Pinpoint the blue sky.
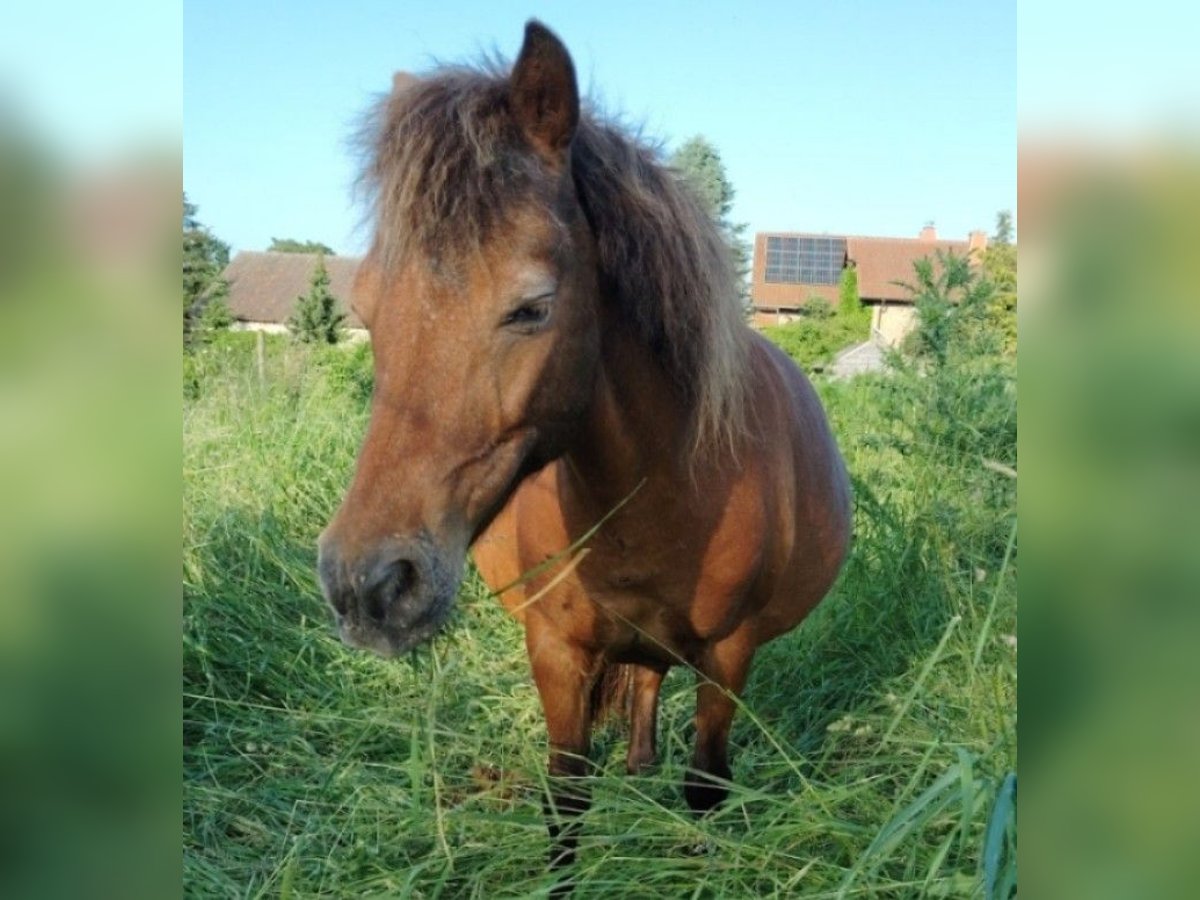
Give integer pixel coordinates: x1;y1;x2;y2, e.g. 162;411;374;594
184;1;1015;256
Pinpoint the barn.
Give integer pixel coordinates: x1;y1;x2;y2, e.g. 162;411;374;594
221;251;366;338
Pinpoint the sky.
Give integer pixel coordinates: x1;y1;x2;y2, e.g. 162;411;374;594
1;3;181;160
6;2;1199;259
182;1;1016;258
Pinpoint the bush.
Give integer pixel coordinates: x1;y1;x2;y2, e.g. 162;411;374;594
807;297;834;319
183;331;261;399
183;331;375;404
314;340;374;407
761;309;870;370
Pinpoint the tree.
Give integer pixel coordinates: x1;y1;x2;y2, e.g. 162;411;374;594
287;254;345;344
898;250;998;368
670;136;751;304
269;237;336;255
982;210;1017;355
838;264;866;322
183;193;231;346
671;136;733;222
993;209;1013;246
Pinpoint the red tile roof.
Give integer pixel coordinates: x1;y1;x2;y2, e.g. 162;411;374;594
846;235;972;302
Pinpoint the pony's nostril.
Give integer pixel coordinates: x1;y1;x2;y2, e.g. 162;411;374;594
364;558;420;624
365;587;388;624
394;559;417;595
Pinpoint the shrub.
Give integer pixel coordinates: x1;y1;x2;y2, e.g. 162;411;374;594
807;297;834;319
761;307;870;370
314;340;374;407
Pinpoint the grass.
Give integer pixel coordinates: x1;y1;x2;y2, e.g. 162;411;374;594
183;333;1015;898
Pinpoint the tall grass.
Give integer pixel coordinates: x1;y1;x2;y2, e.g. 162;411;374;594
183;334;1015;897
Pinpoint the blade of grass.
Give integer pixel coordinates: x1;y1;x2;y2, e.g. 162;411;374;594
973;518;1017;671
982;771;1016;899
837;760;963;898
880;615;961;748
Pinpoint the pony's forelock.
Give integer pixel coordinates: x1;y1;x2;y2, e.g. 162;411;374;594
358;60;751;464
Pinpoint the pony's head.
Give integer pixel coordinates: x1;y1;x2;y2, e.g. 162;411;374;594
318;21;748;656
319;23;601;655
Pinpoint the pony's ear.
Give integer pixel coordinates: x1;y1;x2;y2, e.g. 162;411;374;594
392;71;419;94
509;20;579;162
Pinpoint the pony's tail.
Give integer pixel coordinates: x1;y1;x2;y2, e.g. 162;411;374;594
590;663;634;727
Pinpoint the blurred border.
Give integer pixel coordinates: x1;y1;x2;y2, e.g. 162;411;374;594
1;4;181;897
3;2;1199;897
1020;3;1200;897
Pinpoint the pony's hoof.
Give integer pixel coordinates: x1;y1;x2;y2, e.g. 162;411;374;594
683;770;730;814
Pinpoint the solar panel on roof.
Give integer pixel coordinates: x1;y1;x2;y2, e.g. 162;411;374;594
764;235;846;285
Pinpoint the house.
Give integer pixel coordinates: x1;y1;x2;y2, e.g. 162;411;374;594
222;251;367;338
750;225;989;345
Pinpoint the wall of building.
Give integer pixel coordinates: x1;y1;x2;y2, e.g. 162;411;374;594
751;309;804;329
870;303;917;347
232;321;370;342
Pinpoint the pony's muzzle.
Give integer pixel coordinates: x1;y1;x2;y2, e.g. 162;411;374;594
317;533;453;656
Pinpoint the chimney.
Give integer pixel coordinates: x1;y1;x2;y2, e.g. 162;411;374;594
968;229;989;256
919;222;937;242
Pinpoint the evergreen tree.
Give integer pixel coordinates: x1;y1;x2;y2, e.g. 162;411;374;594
993;209;1013;246
670;136;751;304
982;210;1017;355
287;254;345;344
183;193;232;346
672;136;733;221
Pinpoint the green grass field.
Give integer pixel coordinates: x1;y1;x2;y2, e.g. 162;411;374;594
183;333;1016;898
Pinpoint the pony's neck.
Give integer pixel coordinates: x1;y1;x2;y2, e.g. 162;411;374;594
561;320;689;507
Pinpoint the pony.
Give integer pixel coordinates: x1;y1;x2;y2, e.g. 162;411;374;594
318;20;851;873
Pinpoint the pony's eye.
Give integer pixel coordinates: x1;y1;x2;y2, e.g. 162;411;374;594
501;298;553;331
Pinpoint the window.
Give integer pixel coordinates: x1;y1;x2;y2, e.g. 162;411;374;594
764;235;846;284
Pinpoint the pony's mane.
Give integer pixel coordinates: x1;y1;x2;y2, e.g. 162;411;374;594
359;62;751;462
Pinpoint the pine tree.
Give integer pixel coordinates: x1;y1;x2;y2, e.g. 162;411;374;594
183;193;232;347
287;254;345;344
670;136;751;305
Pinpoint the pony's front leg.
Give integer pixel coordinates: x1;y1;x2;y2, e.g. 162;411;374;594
526;622;598;875
685;634;755;815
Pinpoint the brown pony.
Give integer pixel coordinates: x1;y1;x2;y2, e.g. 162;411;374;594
318;20;851;870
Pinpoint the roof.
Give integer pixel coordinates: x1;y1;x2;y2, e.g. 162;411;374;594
752;229;983;307
222;251;364;328
846;236;971;302
830;338;887;379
